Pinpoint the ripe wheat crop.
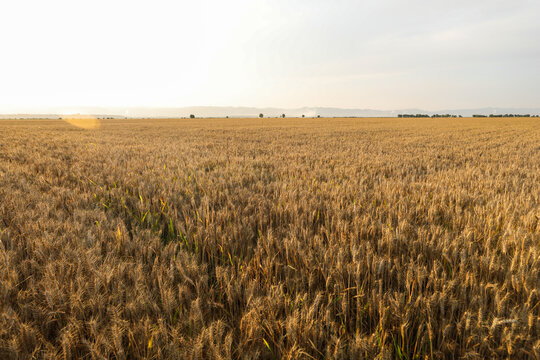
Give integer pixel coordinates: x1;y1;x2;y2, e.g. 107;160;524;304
0;117;538;359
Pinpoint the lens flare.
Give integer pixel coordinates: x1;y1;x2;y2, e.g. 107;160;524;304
62;115;101;130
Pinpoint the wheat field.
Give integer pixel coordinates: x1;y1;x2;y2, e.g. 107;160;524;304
0;117;538;359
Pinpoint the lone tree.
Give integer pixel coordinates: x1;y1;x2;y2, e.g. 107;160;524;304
190;114;195;119
281;114;286;118
302;114;305;118
259;113;264;118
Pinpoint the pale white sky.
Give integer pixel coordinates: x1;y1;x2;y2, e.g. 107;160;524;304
0;0;539;111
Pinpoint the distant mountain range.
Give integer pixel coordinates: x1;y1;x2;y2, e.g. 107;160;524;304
1;106;539;118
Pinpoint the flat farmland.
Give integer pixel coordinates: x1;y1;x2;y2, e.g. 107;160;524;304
0;117;539;359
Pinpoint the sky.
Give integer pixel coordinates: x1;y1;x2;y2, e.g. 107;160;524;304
0;0;539;112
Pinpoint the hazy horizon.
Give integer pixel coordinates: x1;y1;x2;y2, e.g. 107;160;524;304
1;0;539;111
2;105;540;119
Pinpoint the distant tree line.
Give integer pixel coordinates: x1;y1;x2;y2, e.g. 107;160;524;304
398;114;539;118
473;114;536;118
398;114;460;118
145;113;539;120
